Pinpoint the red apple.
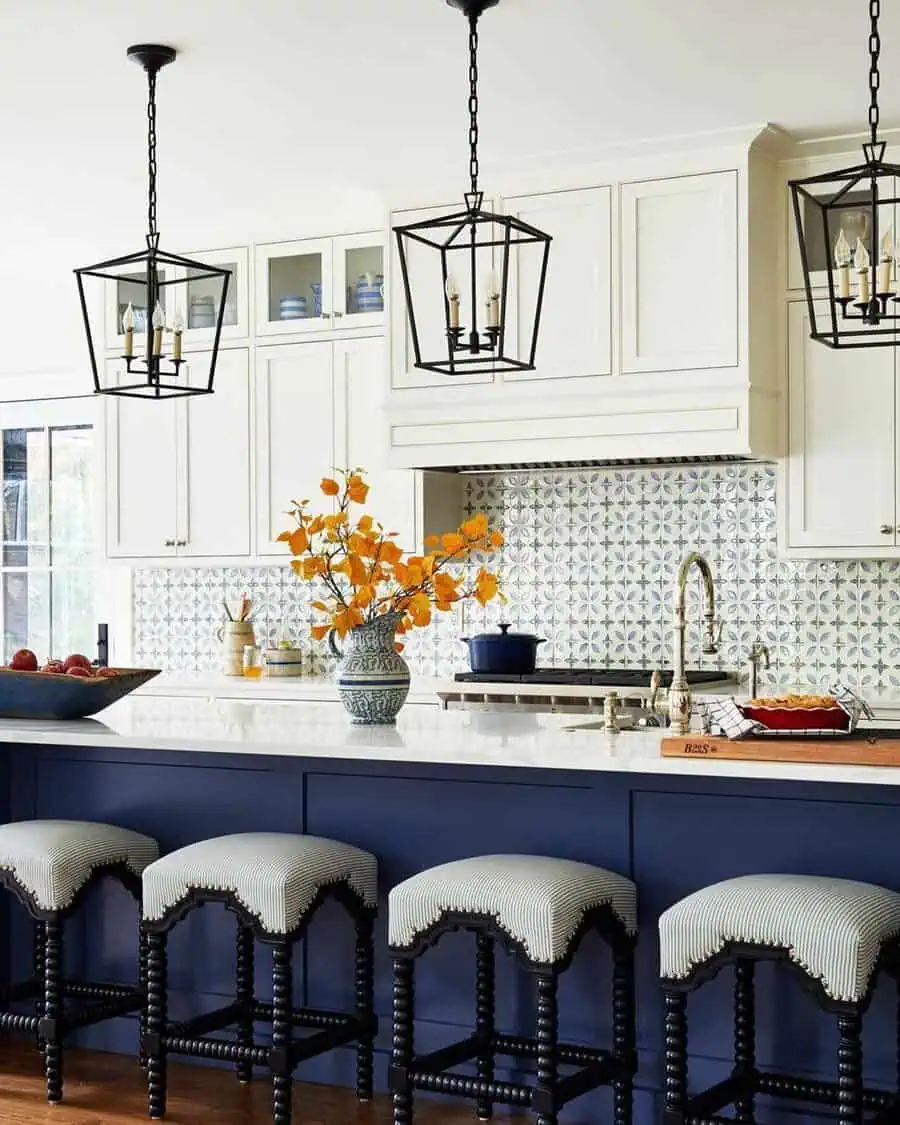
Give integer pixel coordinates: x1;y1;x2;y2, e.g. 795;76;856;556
41;660;65;675
95;667;118;678
63;653;92;672
9;649;38;672
66;665;93;678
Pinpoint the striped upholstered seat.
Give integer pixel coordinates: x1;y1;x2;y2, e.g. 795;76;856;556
389;854;637;964
0;819;159;912
660;874;900;1002
142;832;378;935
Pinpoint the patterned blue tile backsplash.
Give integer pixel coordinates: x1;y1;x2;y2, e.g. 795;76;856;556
133;463;900;695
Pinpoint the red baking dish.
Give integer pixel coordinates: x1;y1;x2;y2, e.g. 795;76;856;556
741;705;850;731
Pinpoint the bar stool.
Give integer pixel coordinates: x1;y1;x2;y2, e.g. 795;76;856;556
659;874;900;1125
0;817;159;1103
140;832;378;1125
388;854;638;1125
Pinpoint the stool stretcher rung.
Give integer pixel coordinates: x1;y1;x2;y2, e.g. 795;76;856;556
492;1031;611;1067
408;1069;533;1107
756;1071;894;1110
411;1034;481;1073
63;980;137;1000
162;1034;269;1066
167;1002;243;1038
251;1001;352;1029
0;1011;39;1033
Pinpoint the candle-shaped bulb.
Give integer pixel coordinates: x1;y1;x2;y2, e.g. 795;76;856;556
855;237;871;305
445;274;461;329
882;228;894;261
172;311;184;361
879;228;895;295
122;301;135;358
834;229;852;268
484;268;500;328
151;300;164;357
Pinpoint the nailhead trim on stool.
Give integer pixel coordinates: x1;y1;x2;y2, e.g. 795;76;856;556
141;832;378;1125
660;873;900;1125
389;854;638;1125
0;819;158;1106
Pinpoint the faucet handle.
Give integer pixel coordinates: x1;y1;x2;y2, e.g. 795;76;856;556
702;619;724;655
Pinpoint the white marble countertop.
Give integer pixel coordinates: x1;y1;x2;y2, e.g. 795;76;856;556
2;696;900;787
136;672;444;706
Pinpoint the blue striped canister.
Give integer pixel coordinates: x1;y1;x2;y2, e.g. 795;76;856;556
278;295;307;320
329;611;410;724
355;274;384;313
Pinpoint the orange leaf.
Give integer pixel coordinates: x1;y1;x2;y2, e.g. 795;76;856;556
347;474;370;504
311;624;330;641
424;534;440;548
490;530;505;548
474;569;499;606
308;515;325;535
288;526;308;555
460;513;488;540
380;540;403;566
442;532;465;554
358;514;374;533
320;477;340;496
276;530;292;543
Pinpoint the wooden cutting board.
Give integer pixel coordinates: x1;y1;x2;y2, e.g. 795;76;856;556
661;731;900;767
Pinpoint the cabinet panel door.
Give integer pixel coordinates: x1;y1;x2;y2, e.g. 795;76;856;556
502;187;611;382
256;342;335;554
104;362;178;559
254;238;334;337
390;201;495;390
333;232;386;330
786;301;895;549
334;336;417;550
180;350;251;558
621;171;738;373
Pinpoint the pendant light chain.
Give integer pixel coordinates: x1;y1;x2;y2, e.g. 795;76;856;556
146;68;159;243
468;13;480;199
869;0;881;148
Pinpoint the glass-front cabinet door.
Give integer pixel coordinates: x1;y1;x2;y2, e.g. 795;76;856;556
334;232;385;329
179;246;248;347
254;238;333;336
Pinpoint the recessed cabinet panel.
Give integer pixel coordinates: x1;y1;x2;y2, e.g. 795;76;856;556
104;365;178;559
390;202;495;390
256;343;335;553
786;301;895;550
502;187;611;382
334;336;417;550
621;171;738;373
182;351;251;558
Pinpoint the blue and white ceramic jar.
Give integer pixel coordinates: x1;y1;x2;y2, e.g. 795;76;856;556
329;611;410;724
189;295;216;329
355;273;384;313
309;282;323;318
279;295;307;320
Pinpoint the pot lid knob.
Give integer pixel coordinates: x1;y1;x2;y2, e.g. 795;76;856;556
498;623;511;634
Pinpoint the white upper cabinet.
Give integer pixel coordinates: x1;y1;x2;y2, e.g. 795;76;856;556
180;350;251;557
255;233;384;339
783;301;897;555
620;171;738;374
104;349;250;561
255;341;336;554
502;187;612;383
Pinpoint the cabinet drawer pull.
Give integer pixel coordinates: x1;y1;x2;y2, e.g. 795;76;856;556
176;539;187;547
881;524;894;535
164;539;175;547
332;310;344;318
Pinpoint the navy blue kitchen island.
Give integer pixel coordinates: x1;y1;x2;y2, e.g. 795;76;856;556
1;697;899;1124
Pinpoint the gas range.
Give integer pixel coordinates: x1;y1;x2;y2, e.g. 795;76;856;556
439;668;733;713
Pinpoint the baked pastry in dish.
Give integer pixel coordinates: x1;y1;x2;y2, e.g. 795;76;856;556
742;693;849;731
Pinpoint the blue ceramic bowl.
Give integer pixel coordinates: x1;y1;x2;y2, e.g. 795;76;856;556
279;296;307;320
0;667;160;720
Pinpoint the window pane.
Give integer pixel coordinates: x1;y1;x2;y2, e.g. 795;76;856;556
3;569;50;659
50;426;94;566
51;569;95;660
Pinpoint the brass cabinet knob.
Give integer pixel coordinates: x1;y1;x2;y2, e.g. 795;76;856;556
176;539;187;547
164;538;175;547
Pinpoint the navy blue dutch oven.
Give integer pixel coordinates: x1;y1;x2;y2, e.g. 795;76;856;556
461;623;546;675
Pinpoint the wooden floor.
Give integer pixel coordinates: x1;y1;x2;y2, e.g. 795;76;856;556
0;1042;524;1124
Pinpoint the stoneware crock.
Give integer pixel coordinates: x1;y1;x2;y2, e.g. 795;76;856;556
329;610;410;724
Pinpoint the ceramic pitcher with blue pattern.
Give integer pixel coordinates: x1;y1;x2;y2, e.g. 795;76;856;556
329;610;410;724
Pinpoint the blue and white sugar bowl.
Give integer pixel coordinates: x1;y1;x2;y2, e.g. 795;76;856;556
279;295;307;320
355;273;384;313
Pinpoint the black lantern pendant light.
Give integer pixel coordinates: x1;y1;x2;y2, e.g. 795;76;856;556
75;45;230;398
394;0;551;376
790;0;900;348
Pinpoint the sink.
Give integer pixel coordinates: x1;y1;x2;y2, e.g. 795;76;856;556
562;719;667;733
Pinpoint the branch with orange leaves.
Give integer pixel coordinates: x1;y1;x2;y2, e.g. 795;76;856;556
278;469;505;644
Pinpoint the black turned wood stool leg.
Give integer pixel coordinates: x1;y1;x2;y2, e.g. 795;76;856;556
138;927;149;1070
391;958;414;1125
733;959;756;1123
33;921;45;1055
42;919;63;1103
663;991;688;1125
354;912;375;1103
475;932;495;1122
146;930;169;1120
837;1012;863;1125
613;940;636;1125
235;922;255;1085
271;941;293;1125
535;973;559;1125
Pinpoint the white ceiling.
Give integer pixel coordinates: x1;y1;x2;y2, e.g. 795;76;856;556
1;0;899;372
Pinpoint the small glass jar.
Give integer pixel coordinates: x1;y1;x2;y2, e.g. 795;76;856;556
242;644;263;679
